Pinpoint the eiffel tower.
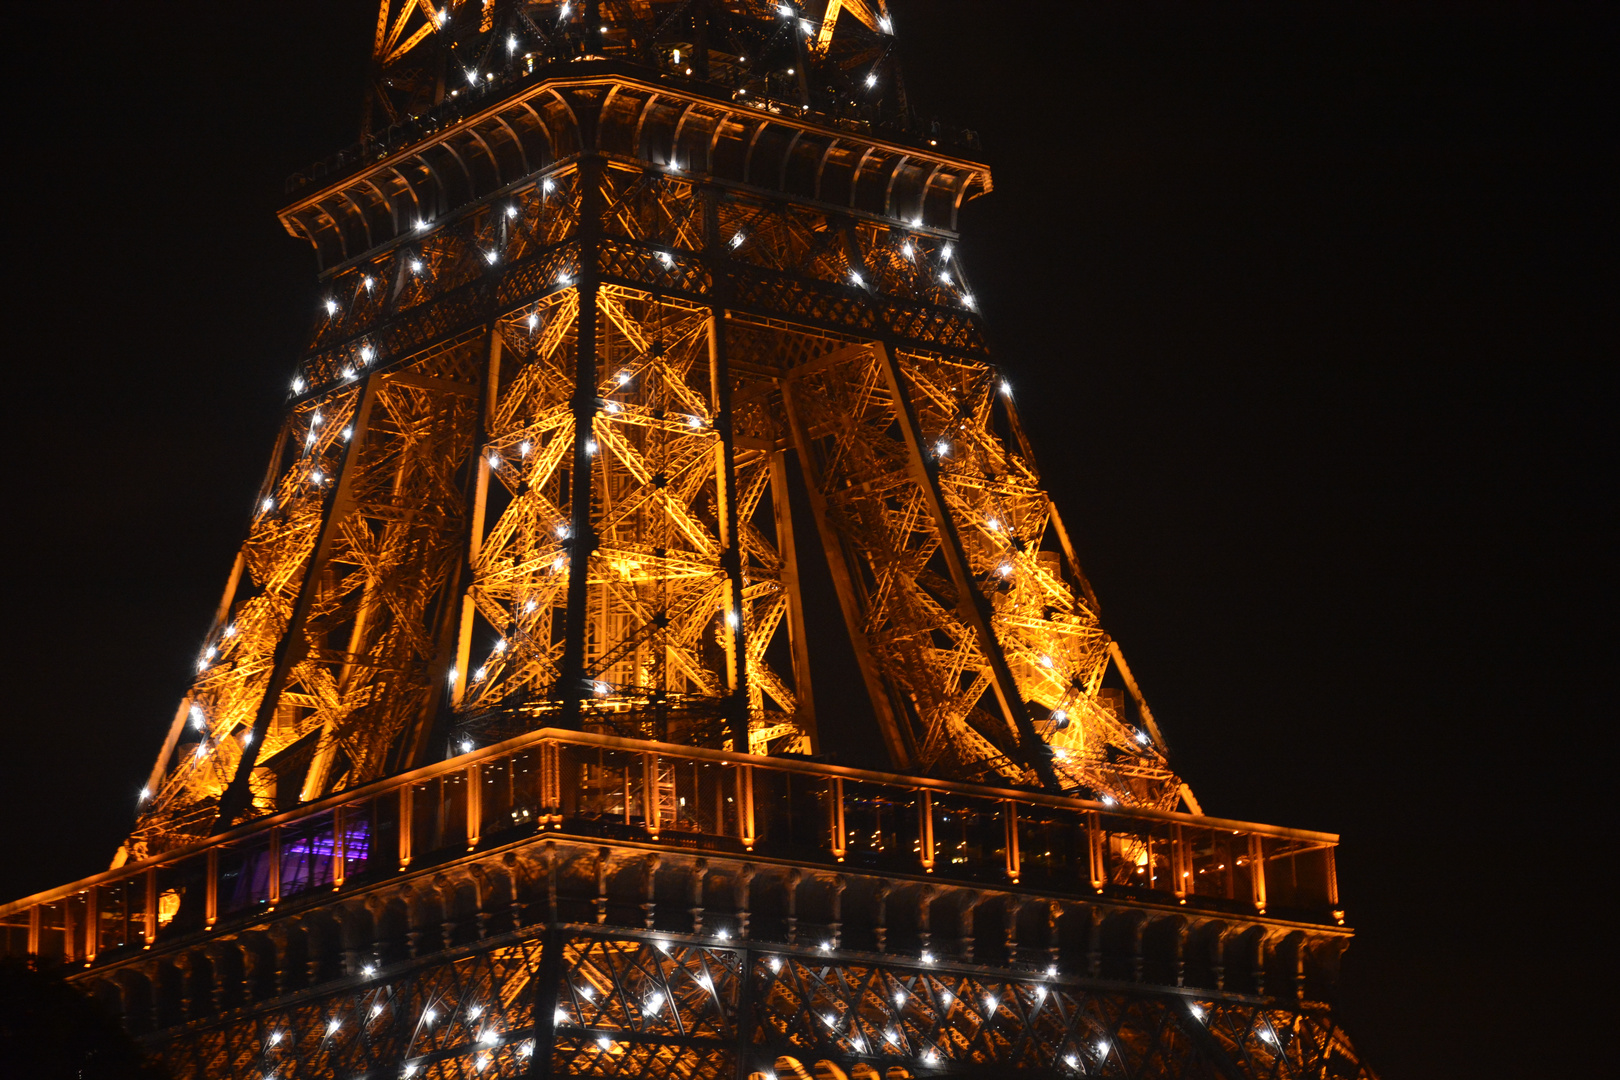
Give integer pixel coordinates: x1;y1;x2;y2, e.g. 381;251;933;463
0;4;1376;1078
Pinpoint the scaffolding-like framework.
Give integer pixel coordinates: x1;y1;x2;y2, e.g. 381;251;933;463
0;5;1378;1078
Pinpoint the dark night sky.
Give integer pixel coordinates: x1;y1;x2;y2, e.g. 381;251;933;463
3;2;1613;1075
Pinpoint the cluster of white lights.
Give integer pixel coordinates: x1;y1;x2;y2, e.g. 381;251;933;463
729;231;746;248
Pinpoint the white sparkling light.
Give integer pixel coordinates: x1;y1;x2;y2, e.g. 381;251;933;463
324;298;338;314
657;251;674;267
484;249;499;264
1136;731;1150;744
901;242;914;258
520;440;532;456
416;218;431;231
849;270;865;286
371;1003;384;1017
646;991;665;1012
360;345;375;363
1101;795;1117;807
261;497;275;512
268;1031;282;1045
865;73;877;87
326;1019;341;1035
488;454;501;469
940;990;953;1005
138;786;151;801
767;956;782;972
528;311;539;329
410;259;423;272
730;231;746;248
292;377;305;393
920;950;935;964
617;371;631;385
506;204;519;218
543;178;556;193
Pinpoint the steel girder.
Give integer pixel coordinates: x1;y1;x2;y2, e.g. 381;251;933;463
141;923;1375;1080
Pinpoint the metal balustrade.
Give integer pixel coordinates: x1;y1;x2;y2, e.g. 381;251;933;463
0;728;1340;966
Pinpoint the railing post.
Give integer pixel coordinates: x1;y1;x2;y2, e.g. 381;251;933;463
1248;834;1267;914
919;790;935;873
64;898;80;964
1325;844;1340;908
830;777;846;862
205;848;219;928
739;764;756;851
541;741;560;824
332;804;347;890
27;904;40;956
267;826;282;910
1087;810;1106;893
1004;801;1021;885
143;868;157;947
467;763;482;851
1171;824;1188;903
399;784;414;869
644;753;660;838
84;887;99;963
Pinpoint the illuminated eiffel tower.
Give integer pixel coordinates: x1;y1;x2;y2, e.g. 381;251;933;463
0;4;1376;1078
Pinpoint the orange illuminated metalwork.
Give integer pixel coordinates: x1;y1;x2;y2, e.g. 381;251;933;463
1;4;1376;1078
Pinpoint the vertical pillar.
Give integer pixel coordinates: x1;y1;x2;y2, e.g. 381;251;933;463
467;763;483;851
1087;810;1107;893
1004;801;1021;884
332;804;347;890
738;764;756;851
398;784;414;869
1172;823;1188;902
707;310;750;756
644;753;661;837
84;887;99;964
143;868;157;948
688;858;707;935
559;156;603;727
830;777;846;862
641;854;660;930
919;790;935;872
205;848;218;929
453;330;504;707
1248;834;1268;914
267;827;282;910
768;451;818;746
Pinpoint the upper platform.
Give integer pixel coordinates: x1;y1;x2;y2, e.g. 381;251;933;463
280;61;991;270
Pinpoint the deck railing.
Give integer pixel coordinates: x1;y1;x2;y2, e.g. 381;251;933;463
0;728;1340;966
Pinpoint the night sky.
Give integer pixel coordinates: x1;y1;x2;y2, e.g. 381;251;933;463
3;2;1612;1076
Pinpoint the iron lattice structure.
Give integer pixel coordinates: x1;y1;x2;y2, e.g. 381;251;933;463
0;4;1378;1079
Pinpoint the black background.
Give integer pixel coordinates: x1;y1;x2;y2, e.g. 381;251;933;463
3;2;1612;1076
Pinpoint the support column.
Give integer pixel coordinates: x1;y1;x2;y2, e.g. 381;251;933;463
559;155;603;727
